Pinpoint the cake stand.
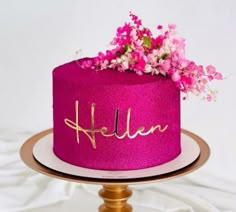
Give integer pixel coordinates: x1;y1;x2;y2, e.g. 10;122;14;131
20;129;210;212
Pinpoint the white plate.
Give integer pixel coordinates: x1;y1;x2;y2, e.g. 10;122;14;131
33;133;200;179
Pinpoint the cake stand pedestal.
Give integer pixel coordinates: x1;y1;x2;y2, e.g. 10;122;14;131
20;129;210;212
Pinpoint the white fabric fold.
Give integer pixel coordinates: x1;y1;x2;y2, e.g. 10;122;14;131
0;129;77;212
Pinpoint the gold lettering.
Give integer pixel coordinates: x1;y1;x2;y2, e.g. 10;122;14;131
64;101;168;149
91;103;96;147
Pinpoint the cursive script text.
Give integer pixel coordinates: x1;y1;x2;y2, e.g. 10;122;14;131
64;101;168;149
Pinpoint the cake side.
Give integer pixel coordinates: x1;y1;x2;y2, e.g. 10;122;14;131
52;59;181;170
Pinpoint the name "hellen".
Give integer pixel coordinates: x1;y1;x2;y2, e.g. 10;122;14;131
64;101;168;149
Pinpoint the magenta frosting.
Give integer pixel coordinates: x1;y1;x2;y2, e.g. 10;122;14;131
53;58;181;170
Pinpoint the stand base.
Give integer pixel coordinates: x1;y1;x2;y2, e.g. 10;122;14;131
99;185;132;212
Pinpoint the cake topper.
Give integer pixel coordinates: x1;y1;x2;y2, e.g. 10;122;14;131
64;101;168;149
81;12;222;101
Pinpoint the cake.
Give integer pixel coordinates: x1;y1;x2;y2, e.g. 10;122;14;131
53;58;180;170
52;13;221;171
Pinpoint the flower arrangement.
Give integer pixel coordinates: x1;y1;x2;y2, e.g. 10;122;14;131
82;12;222;101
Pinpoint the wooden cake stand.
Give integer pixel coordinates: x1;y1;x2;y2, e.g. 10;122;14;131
20;129;210;212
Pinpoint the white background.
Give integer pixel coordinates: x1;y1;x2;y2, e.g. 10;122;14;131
0;0;235;197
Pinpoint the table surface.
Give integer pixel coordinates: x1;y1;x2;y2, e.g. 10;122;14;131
20;128;210;185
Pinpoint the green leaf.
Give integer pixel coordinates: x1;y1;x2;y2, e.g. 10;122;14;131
143;36;151;48
124;44;129;52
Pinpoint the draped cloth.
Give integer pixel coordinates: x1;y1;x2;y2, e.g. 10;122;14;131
0;129;235;212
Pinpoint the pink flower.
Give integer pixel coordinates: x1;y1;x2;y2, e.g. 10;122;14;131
130;12;142;27
98;52;105;59
181;76;192;85
172;71;181;82
208;75;214;81
168;24;176;30
178;58;189;69
206;91;217;102
155;35;165;47
134;57;146;71
160;59;171;71
214;72;223;80
84;13;222;101
81;59;93;68
206;65;216;74
196;65;204;76
105;50;115;60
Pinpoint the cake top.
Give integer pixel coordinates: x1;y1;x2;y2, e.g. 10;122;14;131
80;12;222;101
53;58;170;86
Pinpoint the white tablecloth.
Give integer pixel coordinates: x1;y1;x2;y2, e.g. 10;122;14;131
0;129;236;212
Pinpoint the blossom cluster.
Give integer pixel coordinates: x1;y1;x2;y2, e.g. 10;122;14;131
82;13;222;100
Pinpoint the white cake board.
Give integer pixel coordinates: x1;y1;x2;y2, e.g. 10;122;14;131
33;133;200;179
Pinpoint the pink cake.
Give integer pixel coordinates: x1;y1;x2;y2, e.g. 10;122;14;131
52;13;221;171
53;58;181;170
